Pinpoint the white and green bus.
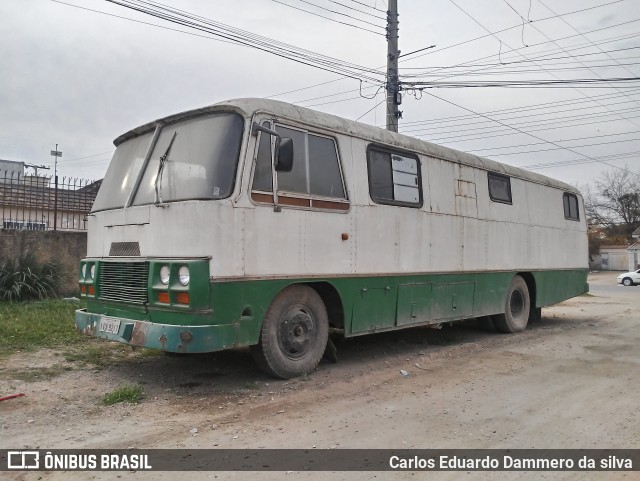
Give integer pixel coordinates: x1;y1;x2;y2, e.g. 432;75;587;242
76;98;588;379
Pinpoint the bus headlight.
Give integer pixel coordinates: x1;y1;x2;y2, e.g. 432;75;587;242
81;264;87;279
160;265;170;285
89;264;96;280
178;266;190;286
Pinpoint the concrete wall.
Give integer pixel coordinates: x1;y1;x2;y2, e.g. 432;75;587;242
0;229;86;295
590;246;631;271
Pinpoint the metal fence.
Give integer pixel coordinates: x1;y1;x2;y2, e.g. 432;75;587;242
0;171;101;231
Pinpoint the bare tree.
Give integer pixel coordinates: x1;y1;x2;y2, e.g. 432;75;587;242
584;168;640;242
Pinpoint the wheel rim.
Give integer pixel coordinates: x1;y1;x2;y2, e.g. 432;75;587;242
624;278;631;286
277;306;316;360
510;289;525;319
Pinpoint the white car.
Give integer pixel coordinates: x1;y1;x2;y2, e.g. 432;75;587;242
617;269;640;286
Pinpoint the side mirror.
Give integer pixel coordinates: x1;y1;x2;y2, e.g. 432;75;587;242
275;137;294;173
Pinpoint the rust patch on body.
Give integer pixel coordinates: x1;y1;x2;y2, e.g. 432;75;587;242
130;322;149;347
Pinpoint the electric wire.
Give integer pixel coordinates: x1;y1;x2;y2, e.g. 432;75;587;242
420;89;639;176
287;0;385;28
104;0;387;83
272;0;385;35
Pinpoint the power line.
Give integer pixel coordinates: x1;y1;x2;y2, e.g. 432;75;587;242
347;0;386;13
327;0;385;20
479;135;640;157
419;108;640;143
405;77;640;89
500;0;640;124
421;114;640;145
421;89;639;176
521;150;640;170
468;130;640;154
272;0;385;35
401;96;640;135
287;0;385;28
355;97;386;121
398;0;627;63
399;48;640;70
103;0;387;83
398;88;640;128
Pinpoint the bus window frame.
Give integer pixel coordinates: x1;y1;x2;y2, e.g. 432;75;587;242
366;144;423;209
249;119;350;213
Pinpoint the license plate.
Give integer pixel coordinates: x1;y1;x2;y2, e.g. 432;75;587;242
99;317;121;334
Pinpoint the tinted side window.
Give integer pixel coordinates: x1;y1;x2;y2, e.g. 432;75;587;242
563;193;580;220
488;172;512;204
367;147;422;207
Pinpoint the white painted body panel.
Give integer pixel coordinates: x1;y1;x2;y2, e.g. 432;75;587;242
88;98;588;278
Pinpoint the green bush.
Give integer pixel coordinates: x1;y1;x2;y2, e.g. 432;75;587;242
0;254;63;301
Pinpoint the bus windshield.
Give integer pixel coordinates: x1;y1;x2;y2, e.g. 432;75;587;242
92;112;244;212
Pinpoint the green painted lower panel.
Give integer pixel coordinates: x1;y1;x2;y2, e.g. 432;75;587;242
79;268;588;353
533;270;589;307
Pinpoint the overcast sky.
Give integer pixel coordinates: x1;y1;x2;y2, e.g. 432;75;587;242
1;0;639;187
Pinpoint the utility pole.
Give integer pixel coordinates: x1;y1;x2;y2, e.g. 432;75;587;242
51;144;62;231
386;0;400;132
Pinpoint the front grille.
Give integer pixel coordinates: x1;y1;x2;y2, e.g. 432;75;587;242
98;261;149;304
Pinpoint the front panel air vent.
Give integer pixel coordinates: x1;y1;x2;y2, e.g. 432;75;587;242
109;242;141;256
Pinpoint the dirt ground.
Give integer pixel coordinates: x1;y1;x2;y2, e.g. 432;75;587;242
1;271;638;480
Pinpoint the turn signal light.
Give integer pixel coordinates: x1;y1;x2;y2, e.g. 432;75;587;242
176;292;190;305
157;291;170;303
88;285;95;296
80;285;86;294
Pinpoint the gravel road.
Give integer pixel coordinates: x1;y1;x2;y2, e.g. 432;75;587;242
2;271;638;480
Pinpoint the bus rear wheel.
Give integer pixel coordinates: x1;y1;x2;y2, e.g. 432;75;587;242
251;285;329;379
493;275;530;333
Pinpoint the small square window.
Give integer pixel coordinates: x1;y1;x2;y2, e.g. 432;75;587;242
563;193;580;221
488;172;512;204
367;147;422;207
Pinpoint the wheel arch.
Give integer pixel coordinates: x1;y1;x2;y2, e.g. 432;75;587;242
516;271;537;307
301;281;345;330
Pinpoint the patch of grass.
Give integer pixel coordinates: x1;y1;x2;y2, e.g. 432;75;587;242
63;343;162;368
7;365;71;382
0;299;85;356
244;380;261;390
102;385;144;405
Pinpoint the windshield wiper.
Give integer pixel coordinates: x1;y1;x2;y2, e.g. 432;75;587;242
154;131;177;206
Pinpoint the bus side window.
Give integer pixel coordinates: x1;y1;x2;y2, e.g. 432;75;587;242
252;122;274;193
251;123;348;207
367;146;422;207
487;172;512;204
563;192;580;221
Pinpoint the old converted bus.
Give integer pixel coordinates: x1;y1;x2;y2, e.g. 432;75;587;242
76;98;588;378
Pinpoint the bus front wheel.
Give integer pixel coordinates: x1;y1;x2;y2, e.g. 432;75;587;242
251;285;329;379
493;275;530;333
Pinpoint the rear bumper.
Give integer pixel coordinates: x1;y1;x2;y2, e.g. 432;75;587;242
74;309;241;353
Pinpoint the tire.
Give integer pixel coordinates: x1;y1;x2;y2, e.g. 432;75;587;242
622;277;633;287
493;275;531;333
251;285;329;379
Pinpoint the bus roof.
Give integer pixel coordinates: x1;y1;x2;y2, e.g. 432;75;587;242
114;97;579;194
